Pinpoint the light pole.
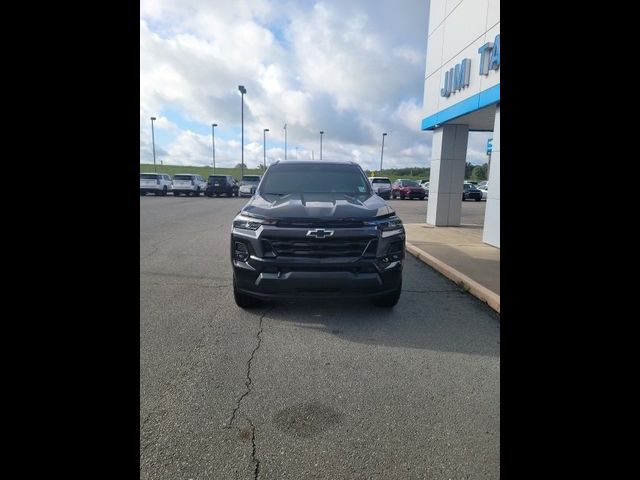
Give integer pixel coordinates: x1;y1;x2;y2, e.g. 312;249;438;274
283;123;287;160
211;123;218;175
263;128;269;169
380;132;387;171
320;131;324;160
238;85;247;179
150;116;157;172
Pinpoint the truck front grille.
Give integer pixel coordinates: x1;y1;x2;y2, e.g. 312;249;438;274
263;238;376;258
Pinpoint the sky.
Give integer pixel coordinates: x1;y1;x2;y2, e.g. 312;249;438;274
140;0;491;171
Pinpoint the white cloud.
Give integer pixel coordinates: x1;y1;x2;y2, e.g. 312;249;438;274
393;46;423;65
392;99;424;132
140;0;494;172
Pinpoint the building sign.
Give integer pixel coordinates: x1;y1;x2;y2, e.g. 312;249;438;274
478;34;500;75
440;58;471;98
486;138;493;155
440;34;500;97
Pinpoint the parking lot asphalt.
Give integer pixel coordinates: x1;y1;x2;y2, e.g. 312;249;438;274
140;195;500;479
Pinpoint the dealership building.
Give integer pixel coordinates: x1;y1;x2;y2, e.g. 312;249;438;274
421;0;500;247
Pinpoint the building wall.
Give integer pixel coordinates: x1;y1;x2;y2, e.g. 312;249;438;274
483;105;500;247
423;0;500;129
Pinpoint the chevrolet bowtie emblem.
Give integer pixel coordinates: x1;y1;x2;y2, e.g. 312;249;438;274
306;228;335;239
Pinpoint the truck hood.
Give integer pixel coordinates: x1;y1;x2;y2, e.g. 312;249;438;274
241;192;395;220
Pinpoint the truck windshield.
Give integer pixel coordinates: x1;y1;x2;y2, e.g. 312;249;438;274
260;164;370;195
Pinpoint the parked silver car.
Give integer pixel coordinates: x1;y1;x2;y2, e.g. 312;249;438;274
478;183;488;200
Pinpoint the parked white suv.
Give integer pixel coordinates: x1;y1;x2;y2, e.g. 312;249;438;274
238;175;262;197
140;172;173;196
172;173;207;196
368;177;392;200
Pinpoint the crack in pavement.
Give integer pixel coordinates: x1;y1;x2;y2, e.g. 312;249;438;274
225;305;273;429
248;417;260;480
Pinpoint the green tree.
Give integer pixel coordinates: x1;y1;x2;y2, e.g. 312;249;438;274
464;162;475;179
471;164;488;181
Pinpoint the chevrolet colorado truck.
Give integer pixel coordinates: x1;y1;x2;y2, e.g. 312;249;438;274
230;160;405;308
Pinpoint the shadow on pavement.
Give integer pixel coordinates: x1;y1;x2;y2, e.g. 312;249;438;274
260;257;500;357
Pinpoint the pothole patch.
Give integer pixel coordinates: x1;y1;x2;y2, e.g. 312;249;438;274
273;402;343;438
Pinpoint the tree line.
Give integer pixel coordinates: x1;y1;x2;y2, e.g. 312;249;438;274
234;162;490;180
364;162;489;181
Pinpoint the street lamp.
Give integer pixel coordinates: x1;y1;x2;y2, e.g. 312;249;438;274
150;117;157;173
263;128;269;169
238;85;247;179
283;123;287;160
320;131;324;160
380;132;387;171
211;123;218;175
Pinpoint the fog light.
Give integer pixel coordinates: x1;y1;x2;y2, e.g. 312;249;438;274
234;242;249;261
388;242;403;261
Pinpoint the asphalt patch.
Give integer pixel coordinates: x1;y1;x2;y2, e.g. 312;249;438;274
273;401;343;438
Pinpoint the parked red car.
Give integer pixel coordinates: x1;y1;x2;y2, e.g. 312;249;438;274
391;179;426;200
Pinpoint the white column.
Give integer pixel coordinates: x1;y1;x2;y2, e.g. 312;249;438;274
483;105;500;247
426;124;469;226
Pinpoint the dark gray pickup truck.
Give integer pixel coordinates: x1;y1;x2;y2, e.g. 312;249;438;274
230;160;405;308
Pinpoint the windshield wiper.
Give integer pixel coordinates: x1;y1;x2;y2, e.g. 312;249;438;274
263;192;288;196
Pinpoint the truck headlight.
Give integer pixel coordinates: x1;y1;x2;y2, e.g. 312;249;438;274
364;215;404;237
233;214;277;231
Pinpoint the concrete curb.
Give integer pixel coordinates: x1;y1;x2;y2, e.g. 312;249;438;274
405;242;500;313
